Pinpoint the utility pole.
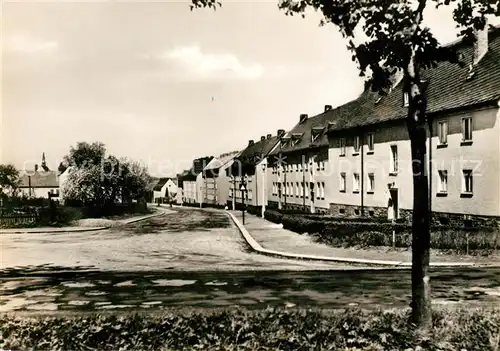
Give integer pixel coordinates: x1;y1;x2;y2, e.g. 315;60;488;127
240;175;247;224
302;154;306;212
261;161;266;218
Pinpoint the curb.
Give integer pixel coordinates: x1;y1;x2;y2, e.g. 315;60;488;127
226;211;477;268
0;210;167;235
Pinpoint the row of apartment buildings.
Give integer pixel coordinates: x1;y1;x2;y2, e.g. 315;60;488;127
177;25;500;226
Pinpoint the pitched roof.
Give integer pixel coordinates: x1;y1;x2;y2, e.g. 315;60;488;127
233;135;281;174
153;178;169;191
19;171;59;188
192;156;214;175
203;151;240;171
146;178;160;191
273;26;500;154
152;177;177;191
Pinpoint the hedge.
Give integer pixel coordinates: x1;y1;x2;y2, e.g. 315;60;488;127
264;210;500;254
1;308;499;350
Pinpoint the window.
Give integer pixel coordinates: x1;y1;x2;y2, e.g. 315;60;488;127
367;173;375;193
321;182;325;199
229;188;233;198
299;182;303;198
367;133;374;153
316;159;320;171
320;160;325;170
462;117;472;142
438;170;448;194
390;145;398;174
438;120;448;145
353;173;360;192
304;159;308;171
339;138;346;156
317;182;321;199
312;132;320;142
353;136;361;154
403;92;409;107
340;173;346;192
462;170;473;195
304;182;309;198
296;182;300;197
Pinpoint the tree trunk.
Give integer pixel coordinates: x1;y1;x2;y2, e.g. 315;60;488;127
406;70;432;329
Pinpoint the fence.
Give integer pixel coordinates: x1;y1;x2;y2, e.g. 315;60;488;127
0;213;38;227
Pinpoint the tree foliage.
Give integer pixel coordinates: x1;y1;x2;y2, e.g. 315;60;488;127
61;142;151;206
63;141;106;169
277;0;498;94
0;164;20;197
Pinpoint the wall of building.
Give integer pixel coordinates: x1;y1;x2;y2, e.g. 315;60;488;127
430;106;500;217
326;105;500;219
153;180;178;203
183;181;197;204
267;148;330;213
216;175;230;206
19;187;59;199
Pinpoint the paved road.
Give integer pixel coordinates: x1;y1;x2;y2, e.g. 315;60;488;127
2;268;500;313
0;208;343;273
2;208;499;314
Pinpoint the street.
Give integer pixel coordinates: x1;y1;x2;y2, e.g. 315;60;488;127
1;208;499;313
0;208;343;272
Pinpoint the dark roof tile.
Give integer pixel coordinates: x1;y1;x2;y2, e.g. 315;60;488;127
19;171;58;188
274;26;500;154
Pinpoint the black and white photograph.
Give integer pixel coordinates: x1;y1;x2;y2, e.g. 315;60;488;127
1;0;500;349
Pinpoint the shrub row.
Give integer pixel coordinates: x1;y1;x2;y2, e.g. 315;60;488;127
246;205;262;216
1;308;499;350
264;210;500;254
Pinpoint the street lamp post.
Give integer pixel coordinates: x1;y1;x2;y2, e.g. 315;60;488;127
240;175;247;225
0;186;3;217
261;161;266;218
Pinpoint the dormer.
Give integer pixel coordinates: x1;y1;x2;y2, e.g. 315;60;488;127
280;136;291;148
327;121;337;131
311;126;325;142
291;132;303;146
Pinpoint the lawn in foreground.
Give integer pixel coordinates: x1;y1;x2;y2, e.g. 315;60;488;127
1;307;499;350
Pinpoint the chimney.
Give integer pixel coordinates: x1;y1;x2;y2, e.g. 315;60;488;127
299;114;308;123
260;136;266;142
473;22;489;65
266;134;272;139
277;129;285;137
324;105;332;112
248;140;254;146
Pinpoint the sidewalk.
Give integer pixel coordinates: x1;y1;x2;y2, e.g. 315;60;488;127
0;209;169;234
228;211;499;267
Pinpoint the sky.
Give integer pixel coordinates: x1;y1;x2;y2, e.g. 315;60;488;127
2;0;497;177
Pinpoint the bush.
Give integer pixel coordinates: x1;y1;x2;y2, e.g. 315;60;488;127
264;209;283;224
1;308;499;350
246;205;262;216
265;210;500;254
